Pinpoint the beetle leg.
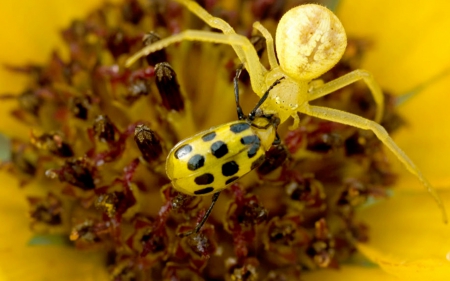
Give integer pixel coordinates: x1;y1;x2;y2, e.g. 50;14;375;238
178;192;221;237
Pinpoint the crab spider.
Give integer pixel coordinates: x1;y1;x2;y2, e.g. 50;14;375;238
126;0;447;222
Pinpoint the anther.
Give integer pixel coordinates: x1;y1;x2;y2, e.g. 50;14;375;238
69;96;91;120
11;151;36;176
134;124;163;163
250;35;266;58
55;158;96;190
143;32;168;66
30;132;74;158
93;115;116;143
28;193;62;226
154;62;184;111
107;29;131;58
126;78;150;103
121;0;144;24
95;193;119;217
18;90;41;116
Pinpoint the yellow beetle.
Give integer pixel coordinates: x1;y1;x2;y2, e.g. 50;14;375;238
165;68;283;236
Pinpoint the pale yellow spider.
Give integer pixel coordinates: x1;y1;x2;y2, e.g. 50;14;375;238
126;0;447;222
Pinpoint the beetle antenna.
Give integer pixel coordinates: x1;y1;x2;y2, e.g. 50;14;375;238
234;65;245;120
249;77;285;120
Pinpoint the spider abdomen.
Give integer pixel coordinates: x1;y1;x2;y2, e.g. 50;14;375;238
275;4;347;80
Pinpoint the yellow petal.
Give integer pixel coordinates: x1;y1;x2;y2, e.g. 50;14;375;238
0;1;114;278
0;0;123;73
339;0;450;186
394;75;450;188
340;5;450;276
339;0;450;92
0;171;109;281
356;187;450;280
0;0;119;137
358;243;450;281
302;264;399;281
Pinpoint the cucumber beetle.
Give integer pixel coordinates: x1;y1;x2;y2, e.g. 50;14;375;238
166;68;284;236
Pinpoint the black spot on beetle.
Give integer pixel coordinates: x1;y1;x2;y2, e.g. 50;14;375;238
230;123;250;133
240;135;258;145
247;143;261;158
187;154;205;171
175;144;192;159
194;187;214;195
194;173;214;185
211;141;228;158
225;176;239;185
222;161;239;176
240;135;260;158
202;131;216;142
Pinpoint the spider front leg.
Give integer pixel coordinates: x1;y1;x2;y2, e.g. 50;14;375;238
125;30;267;97
253;22;279;70
301;104;448;223
307;69;384;123
174;0;246;62
174;0;234;33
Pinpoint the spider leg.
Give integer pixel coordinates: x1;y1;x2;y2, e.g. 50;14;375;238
289;114;301;130
175;0;233;32
309;79;324;89
174;0;246;61
253;22;279;69
234;65;245;120
307;69;384;123
300;104;448;223
125;30;267;96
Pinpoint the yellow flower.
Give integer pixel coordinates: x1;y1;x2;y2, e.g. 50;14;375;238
1;0;449;280
1;1;119;280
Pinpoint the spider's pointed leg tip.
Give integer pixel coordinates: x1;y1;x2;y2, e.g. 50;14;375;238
440;208;448;224
124;59;133;68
